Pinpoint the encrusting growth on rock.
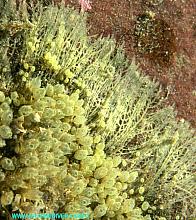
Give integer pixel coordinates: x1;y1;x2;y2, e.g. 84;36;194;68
134;12;176;67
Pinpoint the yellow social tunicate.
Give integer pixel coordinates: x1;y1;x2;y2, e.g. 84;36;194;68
78;136;93;147
106;196;116;208
94;157;105;167
94;204;107;218
122;192;128;199
142;201;150;211
20;167;39;179
122;159;127;167
119;171;130;183
139;196;145;201
112;156;122;167
60;143;71;155
42;108;56;119
54;109;65;120
78;196;91;206
82;187;96;197
72;180;86;194
96;184;105;194
122;182;128;190
96;143;105;151
129;189;134;195
89;178;98;187
74;149;88;160
39;152;54;164
131;207;142;216
0;169;5;181
63;106;74;116
1;191;14;206
106;210;115;218
70;91;80;102
25;139;40;151
42;97;56;108
105;187;118;196
0;138;6;148
10;91;19;100
0;4;194;219
46;84;54;97
140;178;145;183
128;171;138;183
139;186;145;194
1;110;13;125
21;154;39;166
56;99;66;109
75;126;88;137
30;66;36;72
1;157;15;170
33;100;46;111
112;202;122;211
60;132;76;143
33;88;46;100
94;166;108;179
0;125;12;139
129;198;136;210
53;84;65;94
93;135;101;144
109;168;120;179
74;115;86;126
115;182;123;191
0;91;5;103
23;63;29;70
121;198;135;213
63;175;76;188
18;105;33;116
94;148;105;158
1;102;11;111
81;156;96;167
102;177;115;188
102;157;113;169
116;214;125;220
74;105;85;115
98;192;107;199
22;189;43;201
144;215;152;220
